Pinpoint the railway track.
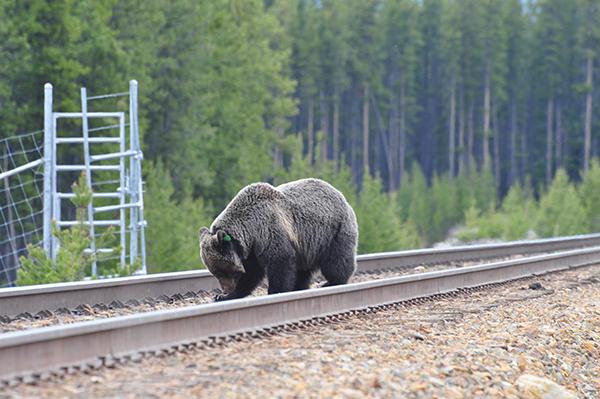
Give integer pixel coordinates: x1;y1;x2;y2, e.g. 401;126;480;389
1;233;599;318
0;242;599;385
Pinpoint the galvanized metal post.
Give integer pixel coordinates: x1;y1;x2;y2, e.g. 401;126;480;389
129;81;139;269
80;88;98;276
43;83;53;258
130;80;147;274
119;116;126;268
51;114;58;260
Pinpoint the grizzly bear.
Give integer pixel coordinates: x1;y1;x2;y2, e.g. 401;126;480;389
199;178;358;301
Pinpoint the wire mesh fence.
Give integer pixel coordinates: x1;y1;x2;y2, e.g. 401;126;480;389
1;80;146;288
0;131;45;286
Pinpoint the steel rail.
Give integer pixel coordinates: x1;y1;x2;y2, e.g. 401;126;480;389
0;246;599;382
1;233;600;317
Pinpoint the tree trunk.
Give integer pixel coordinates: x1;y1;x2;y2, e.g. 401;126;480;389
351;93;360;183
492;102;500;189
273;127;284;170
545;97;554;186
467;101;474;173
333;88;340;169
448;77;456;178
388;91;399;191
584;55;593;174
399;85;406;187
509;101;518;187
483;65;491;167
458;85;466;175
319;90;329;162
307;98;314;164
523;91;534;184
362;83;370;176
555;102;562;170
521;107;528;185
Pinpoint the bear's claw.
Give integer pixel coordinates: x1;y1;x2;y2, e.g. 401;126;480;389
214;293;230;302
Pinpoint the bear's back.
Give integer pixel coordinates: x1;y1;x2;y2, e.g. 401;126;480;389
276;178;349;213
275;179;355;264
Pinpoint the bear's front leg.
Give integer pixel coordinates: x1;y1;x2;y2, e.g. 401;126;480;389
213;256;265;302
259;249;297;295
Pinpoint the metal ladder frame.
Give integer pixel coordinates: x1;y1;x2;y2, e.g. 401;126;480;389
43;81;147;276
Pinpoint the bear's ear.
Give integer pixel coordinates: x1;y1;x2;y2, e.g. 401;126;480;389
216;230;232;243
199;227;210;239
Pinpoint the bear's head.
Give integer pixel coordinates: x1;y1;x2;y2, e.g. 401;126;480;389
199;227;245;294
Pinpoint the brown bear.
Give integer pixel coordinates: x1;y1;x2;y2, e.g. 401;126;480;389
199;178;358;301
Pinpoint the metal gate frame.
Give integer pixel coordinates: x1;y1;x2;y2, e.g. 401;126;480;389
42;81;147;276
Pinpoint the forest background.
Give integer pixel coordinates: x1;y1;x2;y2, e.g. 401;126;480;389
1;0;599;274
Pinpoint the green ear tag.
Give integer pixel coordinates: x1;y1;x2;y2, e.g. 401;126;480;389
223;234;232;242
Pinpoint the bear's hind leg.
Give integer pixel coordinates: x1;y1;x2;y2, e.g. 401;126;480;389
319;228;357;287
320;252;355;287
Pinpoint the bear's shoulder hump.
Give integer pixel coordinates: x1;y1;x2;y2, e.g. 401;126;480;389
238;182;282;201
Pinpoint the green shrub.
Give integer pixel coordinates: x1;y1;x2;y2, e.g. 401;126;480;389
406;162;431;242
579;159;600;232
500;183;537;240
456;202;503;242
356;172;421;253
144;160;212;273
430;174;461;242
17;173;121;286
535;169;588;237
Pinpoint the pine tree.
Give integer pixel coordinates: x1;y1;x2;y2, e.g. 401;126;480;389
319;0;352;167
534;0;578;186
440;0;461;178
291;0;320;164
17;173;122;285
0;0;31;135
505;0;528;187
378;0;422;189
457;0;485;171
577;0;600;173
345;0;380;178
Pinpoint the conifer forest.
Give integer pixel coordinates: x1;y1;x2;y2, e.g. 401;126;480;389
1;0;599;273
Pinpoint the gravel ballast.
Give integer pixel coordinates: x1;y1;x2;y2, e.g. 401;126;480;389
4;263;599;398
